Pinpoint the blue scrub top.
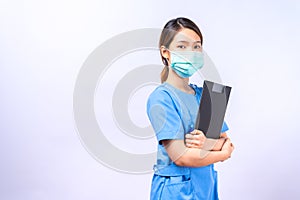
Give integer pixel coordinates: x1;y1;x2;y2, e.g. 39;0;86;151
147;82;229;200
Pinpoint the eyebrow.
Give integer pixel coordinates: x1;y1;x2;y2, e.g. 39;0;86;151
177;40;202;44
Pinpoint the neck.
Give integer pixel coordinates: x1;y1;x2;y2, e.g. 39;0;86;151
165;69;190;92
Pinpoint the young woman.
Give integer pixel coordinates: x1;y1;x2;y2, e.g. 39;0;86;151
147;17;234;200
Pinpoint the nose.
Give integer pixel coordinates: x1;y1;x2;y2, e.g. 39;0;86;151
185;46;193;51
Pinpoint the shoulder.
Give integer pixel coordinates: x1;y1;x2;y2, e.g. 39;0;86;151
147;84;174;105
146;84;181;118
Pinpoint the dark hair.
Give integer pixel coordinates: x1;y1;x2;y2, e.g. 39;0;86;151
159;17;203;83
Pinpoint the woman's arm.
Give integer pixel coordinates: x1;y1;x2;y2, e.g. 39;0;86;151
185;130;228;151
162;138;234;167
208;132;228;151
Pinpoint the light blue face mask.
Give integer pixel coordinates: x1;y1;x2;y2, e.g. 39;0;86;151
170;51;204;78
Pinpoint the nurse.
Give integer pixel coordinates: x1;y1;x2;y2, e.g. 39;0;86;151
147;17;235;200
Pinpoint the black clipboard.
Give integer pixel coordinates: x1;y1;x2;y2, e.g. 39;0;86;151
195;80;232;139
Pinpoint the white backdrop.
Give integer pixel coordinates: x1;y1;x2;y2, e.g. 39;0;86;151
1;0;300;199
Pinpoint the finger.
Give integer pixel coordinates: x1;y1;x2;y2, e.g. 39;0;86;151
186;141;199;148
223;140;232;148
185;134;193;139
227;141;233;148
186;143;192;147
190;129;204;135
186;139;203;146
185;139;193;145
225;138;231;144
186;134;205;141
193;134;206;140
186;143;197;148
190;139;201;145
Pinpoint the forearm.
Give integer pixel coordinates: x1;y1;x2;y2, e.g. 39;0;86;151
209;138;225;151
205;132;227;151
185;131;227;151
177;148;227;167
163;140;227;167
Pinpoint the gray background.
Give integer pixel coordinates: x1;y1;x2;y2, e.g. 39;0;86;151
1;0;300;199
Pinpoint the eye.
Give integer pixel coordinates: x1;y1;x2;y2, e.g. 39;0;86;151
177;45;186;49
194;44;202;49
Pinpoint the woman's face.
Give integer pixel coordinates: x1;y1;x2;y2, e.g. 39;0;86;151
169;28;202;52
161;28;202;64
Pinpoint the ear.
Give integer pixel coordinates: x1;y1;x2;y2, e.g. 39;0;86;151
160;46;170;66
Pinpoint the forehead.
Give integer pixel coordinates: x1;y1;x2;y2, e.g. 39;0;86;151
172;28;201;43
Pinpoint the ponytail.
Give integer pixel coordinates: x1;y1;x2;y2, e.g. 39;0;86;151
160;65;169;83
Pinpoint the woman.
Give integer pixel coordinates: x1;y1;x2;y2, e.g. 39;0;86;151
147;17;234;200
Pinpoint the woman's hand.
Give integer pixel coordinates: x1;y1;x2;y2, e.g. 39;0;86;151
185;130;228;151
185;129;206;149
221;138;234;161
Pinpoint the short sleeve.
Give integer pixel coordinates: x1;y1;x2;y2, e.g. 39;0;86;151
147;89;184;144
221;121;229;133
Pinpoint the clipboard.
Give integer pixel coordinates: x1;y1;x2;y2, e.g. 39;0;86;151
195;80;232;139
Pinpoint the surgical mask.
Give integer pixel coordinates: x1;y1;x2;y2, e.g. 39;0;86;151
170;51;204;78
